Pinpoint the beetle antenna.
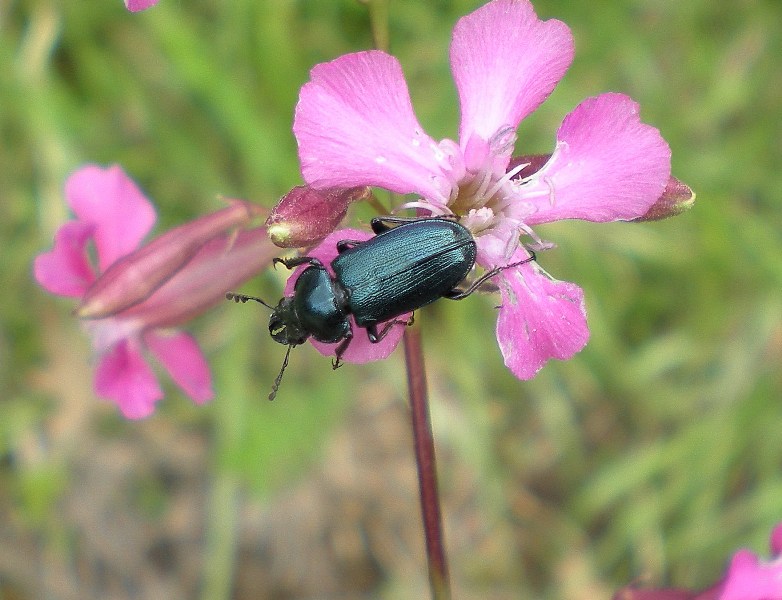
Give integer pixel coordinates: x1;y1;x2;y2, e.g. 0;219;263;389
505;248;536;269
225;292;275;310
268;345;292;401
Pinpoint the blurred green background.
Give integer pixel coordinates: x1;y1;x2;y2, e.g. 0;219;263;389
2;0;781;598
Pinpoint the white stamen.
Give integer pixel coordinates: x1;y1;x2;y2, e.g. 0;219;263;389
397;200;450;216
472;167;494;207
489;126;517;158
543;175;556;206
484;161;528;202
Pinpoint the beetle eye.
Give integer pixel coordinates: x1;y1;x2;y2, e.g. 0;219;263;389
269;322;307;346
269;317;289;344
269;318;285;337
269;299;307;346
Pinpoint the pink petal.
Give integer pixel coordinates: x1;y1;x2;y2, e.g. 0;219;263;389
66;164;156;271
283;229;406;363
310;318;406;363
33;221;95;297
294;51;450;202
451;0;574;145
771;524;782;557
523;93;671;224
719;549;782;600
94;339;163;419
125;0;159;11
496;261;589;379
145;330;214;404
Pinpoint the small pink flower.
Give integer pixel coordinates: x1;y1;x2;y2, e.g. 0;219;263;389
614;523;782;600
293;0;674;377
34;164;274;419
125;0;159;12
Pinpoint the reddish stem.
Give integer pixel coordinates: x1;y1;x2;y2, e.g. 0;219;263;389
403;325;451;600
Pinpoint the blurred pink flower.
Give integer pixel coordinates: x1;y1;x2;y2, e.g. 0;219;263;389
293;0;672;377
125;0;159;12
34;164;273;419
614;523;782;599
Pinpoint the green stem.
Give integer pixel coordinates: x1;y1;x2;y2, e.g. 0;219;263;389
366;0;391;52
403;325;452;600
365;189;390;216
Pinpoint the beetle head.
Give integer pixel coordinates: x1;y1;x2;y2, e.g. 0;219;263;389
268;297;308;346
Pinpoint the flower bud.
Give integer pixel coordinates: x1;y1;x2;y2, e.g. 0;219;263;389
266;185;369;248
633;177;695;222
76;199;264;318
120;227;276;329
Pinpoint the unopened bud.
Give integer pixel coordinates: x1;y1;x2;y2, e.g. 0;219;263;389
121;227;275;329
76;199;264;318
266;185;369;248
634;177;695;222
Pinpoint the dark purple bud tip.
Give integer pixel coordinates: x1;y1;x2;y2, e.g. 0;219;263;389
266;185;370;248
633;177;695;222
507;154;552;179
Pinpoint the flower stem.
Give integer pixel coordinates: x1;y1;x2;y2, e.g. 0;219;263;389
403;324;451;600
364;189;389;216
365;0;390;53
365;1;448;595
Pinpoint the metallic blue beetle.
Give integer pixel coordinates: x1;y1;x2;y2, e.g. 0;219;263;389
228;216;534;399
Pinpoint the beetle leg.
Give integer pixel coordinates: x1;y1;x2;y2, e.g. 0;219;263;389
445;252;537;300
273;256;323;270
332;329;354;369
336;239;363;253
365;313;415;343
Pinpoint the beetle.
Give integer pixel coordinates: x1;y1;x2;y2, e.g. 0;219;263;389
228;216;535;399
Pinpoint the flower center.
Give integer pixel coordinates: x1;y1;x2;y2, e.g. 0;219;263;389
445;128;529;233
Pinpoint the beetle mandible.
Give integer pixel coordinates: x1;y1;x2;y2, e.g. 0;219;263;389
228;216;535;399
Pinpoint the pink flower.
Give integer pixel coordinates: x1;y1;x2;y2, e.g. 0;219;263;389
125;0;159;12
614;523;782;599
293;0;673;377
34;164;274;419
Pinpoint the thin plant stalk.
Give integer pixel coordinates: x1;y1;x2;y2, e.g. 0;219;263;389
365;0;390;52
403;324;451;600
367;2;450;596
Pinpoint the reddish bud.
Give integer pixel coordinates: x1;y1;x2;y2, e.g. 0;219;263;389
76;199;264;319
266;185;369;248
120;227;276;329
633;177;695;222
